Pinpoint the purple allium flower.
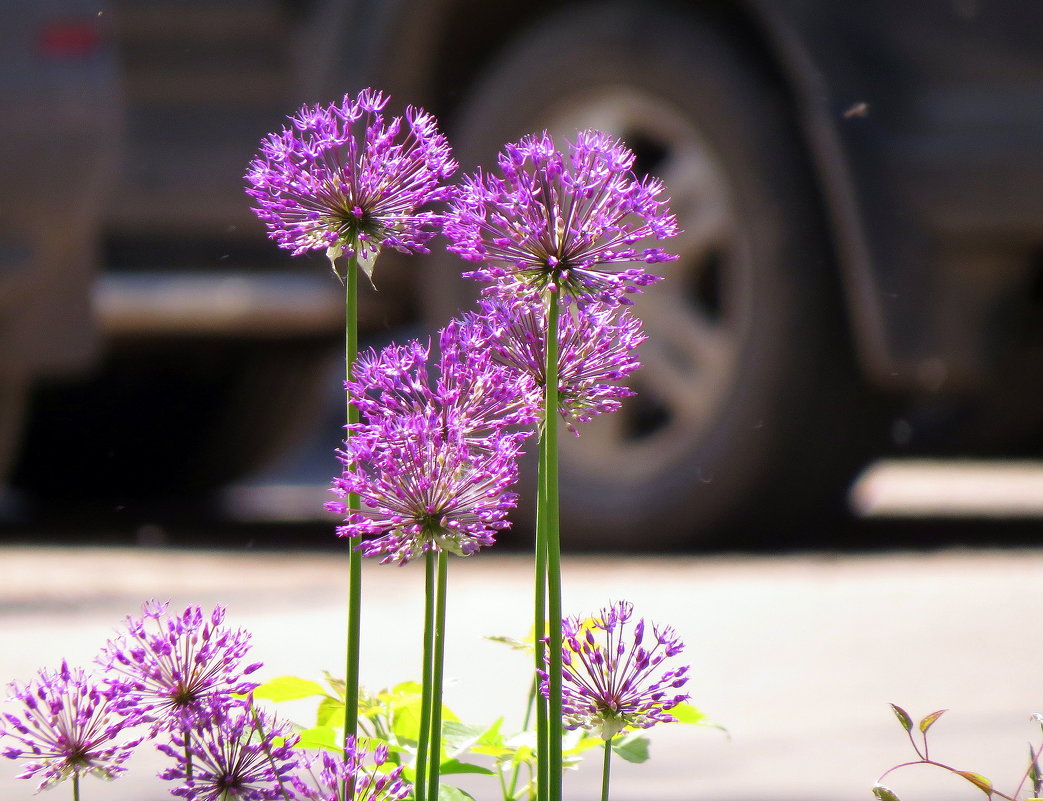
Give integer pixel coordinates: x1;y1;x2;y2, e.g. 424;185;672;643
443;129;678;305
291;738;410;801
0;660;142;791
158;701;299;801
327;412;524;565
465;297;645;434
348;317;539;443
98;601;263;732
542;601;690;740
245;87;456;281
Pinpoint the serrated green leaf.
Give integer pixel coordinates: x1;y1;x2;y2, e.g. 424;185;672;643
918;709;947;734
890;704;913;733
873;783;902;801
437;786;476;801
612;735;651;764
295;725;339;751
252;676;329;703
955;771;993;796
437;758;495;776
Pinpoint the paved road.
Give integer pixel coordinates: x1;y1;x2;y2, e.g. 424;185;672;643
1;544;1042;801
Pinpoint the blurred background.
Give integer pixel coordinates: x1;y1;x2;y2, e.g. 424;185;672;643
2;0;1043;798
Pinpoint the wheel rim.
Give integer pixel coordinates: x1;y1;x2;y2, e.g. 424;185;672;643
543;88;750;484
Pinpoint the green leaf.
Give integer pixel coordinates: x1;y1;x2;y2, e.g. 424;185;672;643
315;696;344;728
253;676;329;703
890;704;913;733
918;709;947;734
442;721;490;759
437;758;495;776
872;783;902;801
612;735;651;764
667;702;708;725
955;771;993;796
321;671;346;697
295;725;339;751
437;786;476;801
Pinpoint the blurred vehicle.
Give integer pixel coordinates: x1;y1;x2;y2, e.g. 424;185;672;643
4;0;1043;546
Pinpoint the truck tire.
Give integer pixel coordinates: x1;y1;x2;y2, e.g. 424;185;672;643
423;2;874;547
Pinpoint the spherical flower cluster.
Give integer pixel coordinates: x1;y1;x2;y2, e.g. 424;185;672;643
444;129;678;305
544;601;690;740
158;701;299;800
328;412;525;565
245;88;456;281
97;601;263;731
0;660;141;791
292;738;410;801
466;297;646;434
348;317;539;443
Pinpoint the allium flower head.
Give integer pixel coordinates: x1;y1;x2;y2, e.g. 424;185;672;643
291;738;410;801
444;129;678;305
348;317;539;443
467;297;645;434
543;601;690;740
98;601;263;731
327;412;524;565
0;660;141;791
158;701;299;800
245;88;456;281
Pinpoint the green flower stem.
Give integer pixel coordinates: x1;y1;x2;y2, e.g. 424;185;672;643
426;549;449;801
600;739;613;801
508;676;540;801
534;442;549;801
343;256;362;776
415;551;437;801
542;293;563;801
72;773;80;801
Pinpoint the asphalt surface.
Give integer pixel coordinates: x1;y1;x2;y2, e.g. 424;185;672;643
2;541;1043;801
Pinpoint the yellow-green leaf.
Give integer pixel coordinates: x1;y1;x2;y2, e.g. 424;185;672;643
253;676;328;703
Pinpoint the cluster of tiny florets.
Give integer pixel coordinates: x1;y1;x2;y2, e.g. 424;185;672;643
292;738;410;801
0;660;141;791
466;296;646;434
443;129;678;305
245;87;456;279
97;600;263;731
328;411;526;565
1;603;415;800
543;600;690;740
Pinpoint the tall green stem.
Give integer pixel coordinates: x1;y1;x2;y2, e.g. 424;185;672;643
343;258;362;776
534;443;549;801
415;551;437;801
72;773;80;801
542;293;563;801
600;740;613;801
426;550;449;801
